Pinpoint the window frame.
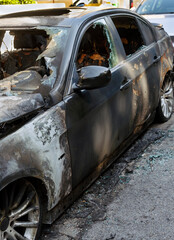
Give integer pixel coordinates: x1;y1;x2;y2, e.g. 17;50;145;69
76;19;117;69
136;18;156;46
110;14;147;57
64;16;121;96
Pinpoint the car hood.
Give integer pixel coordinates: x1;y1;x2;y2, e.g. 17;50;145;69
143;14;174;37
0;93;44;125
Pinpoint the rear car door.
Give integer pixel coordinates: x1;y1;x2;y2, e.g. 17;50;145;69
110;15;161;130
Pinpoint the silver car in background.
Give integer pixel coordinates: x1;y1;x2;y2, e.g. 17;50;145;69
136;0;174;46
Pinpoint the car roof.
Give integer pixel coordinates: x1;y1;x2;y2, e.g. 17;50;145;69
0;7;85;28
0;6;147;29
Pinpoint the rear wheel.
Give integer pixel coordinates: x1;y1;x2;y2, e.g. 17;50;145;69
156;73;174;122
0;179;42;240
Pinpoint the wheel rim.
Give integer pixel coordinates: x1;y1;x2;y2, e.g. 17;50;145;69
160;77;174;119
0;180;40;240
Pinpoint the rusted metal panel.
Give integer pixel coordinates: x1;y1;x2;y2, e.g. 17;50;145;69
158;36;174;86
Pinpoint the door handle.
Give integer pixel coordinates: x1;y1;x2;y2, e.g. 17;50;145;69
153;56;160;64
120;77;132;91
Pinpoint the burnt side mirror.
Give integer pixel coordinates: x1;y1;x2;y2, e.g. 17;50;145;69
73;65;111;91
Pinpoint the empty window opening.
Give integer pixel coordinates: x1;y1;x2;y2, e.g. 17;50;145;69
112;17;145;56
77;20;118;69
0;27;69;97
0;29;49;79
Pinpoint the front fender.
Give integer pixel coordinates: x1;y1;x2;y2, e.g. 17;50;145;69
0;168;45;193
0;102;72;210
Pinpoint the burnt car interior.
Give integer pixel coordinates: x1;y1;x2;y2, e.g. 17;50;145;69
111;17;145;56
77;24;111;69
0;29;50;94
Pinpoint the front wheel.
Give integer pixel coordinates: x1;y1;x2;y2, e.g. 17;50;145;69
0;179;42;240
156;73;174;122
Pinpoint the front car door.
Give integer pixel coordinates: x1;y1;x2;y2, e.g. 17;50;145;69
65;18;136;188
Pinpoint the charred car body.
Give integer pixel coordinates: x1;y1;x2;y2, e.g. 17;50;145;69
0;7;173;240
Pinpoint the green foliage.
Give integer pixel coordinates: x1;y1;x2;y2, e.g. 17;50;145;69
0;0;36;4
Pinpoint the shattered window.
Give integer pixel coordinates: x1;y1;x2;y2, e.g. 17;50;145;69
111;17;145;57
77;19;118;69
0;27;69;96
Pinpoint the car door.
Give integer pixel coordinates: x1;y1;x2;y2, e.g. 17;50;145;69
64;18;136;188
110;15;160;130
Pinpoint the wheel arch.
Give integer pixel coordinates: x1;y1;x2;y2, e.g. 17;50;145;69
0;171;49;218
160;54;173;88
160;70;174;89
26;176;49;222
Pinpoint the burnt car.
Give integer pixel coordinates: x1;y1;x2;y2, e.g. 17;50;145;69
0;7;173;240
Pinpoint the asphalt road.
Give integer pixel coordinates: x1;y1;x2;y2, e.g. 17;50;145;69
42;113;174;240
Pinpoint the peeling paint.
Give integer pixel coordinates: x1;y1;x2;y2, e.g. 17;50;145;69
0;104;72;209
0;93;44;126
134;63;139;70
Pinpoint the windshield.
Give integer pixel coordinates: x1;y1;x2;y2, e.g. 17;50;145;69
0;27;69;97
137;0;174;15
